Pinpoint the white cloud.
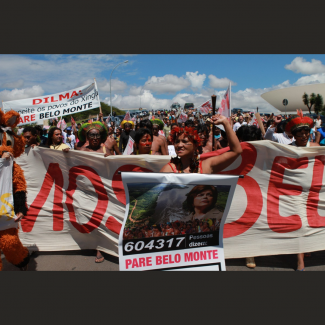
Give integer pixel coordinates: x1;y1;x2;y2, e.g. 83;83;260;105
293;73;325;86
0;54;132;95
129;86;143;96
104;90;171;110
97;78;127;93
145;75;190;94
208;75;237;88
2;79;24;89
186;71;206;88
0;85;44;102
285;57;325;74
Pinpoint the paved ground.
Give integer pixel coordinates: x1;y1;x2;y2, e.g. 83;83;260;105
3;250;325;271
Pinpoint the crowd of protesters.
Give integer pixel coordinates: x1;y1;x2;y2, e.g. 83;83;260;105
15;106;322;269
123;218;221;240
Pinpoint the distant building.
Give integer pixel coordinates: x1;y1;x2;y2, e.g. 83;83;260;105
261;83;325;114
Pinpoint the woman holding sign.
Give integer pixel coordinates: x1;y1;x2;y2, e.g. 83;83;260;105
160;114;242;174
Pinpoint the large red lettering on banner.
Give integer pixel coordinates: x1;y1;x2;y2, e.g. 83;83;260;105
307;155;325;228
202;143;263;238
267;156;308;233
66;166;109;234
21;163;64;232
112;165;153;205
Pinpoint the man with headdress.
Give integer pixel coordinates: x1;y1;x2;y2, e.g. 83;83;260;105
286;110;319;148
284;110;319;271
77;121;111;156
76;121;111;263
119;120;136;154
140;119;168;155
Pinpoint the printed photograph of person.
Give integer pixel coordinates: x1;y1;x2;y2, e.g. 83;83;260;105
123;183;230;239
184;185;223;223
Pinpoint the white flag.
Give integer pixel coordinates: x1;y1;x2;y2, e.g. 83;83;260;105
218;84;231;118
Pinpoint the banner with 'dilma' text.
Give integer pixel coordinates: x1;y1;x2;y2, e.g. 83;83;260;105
2;81;100;125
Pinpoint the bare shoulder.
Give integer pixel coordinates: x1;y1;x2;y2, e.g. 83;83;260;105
160;163;174;173
201;159;212;174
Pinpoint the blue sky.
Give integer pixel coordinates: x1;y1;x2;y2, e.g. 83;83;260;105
1;54;325;113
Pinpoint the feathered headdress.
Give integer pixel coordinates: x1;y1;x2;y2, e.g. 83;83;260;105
152;119;164;130
170;126;202;146
120;120;135;129
285;109;314;134
78;121;108;143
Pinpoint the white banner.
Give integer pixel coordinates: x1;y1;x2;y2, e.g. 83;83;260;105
16;142;325;259
119;172;238;271
168;145;176;157
2;82;100;126
249;113;259;127
177;112;188;123
0;158;17;231
123;136;134;155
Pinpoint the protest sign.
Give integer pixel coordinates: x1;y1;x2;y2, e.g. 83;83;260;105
124;111;131;121
249;113;259;127
119;172;238;271
168;145;176;156
0;158;17;231
15;142;325;260
2;81;100;126
198;100;212;114
57;117;67;131
177;112;188;123
123;136;134;155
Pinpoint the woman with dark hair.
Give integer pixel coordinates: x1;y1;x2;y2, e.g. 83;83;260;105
133;128;153;155
236;125;262;142
160;114;242;174
185;185;222;222
48;127;70;151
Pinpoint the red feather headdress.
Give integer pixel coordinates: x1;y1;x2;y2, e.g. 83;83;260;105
170;126;202;146
285;109;314;134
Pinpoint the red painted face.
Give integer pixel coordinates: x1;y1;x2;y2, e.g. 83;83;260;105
139;134;152;147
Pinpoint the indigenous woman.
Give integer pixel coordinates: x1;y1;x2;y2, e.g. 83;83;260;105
285;110;319;271
78;121;110;263
78;121;111;156
133;128;153;155
160;114;242;174
48;127;70;151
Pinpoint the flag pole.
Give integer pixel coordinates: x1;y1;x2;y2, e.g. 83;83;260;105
94;78;103;120
229;82;231;119
211;95;217;151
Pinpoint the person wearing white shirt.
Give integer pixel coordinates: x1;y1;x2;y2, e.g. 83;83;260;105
233;115;247;132
264;115;294;144
65;127;76;150
314;115;322;129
